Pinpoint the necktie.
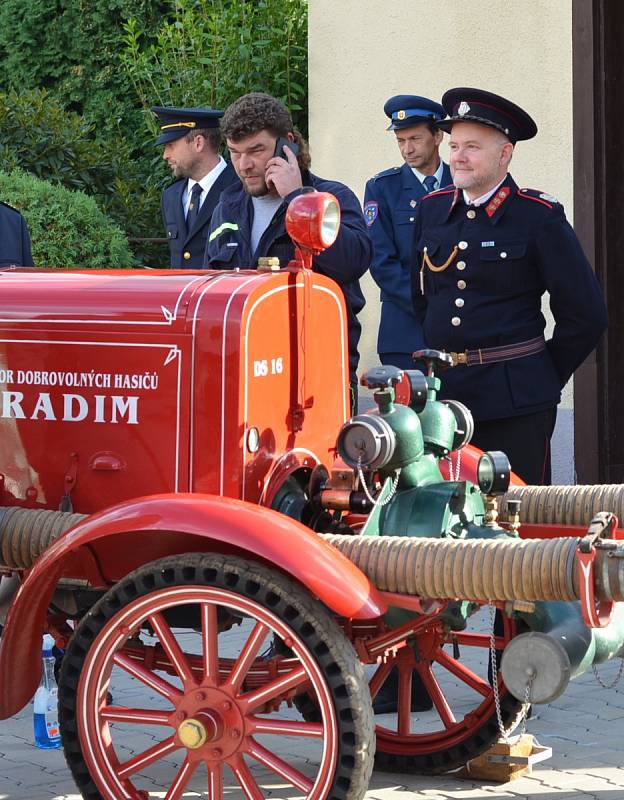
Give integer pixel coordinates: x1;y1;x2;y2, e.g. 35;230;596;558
187;183;203;228
423;175;437;194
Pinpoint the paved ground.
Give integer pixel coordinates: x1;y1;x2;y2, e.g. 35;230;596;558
2;648;624;800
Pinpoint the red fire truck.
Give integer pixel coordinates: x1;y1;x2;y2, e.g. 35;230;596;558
0;191;622;800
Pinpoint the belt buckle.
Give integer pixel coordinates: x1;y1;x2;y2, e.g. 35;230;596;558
449;350;468;366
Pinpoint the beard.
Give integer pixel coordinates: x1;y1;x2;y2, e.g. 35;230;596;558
240;173;270;197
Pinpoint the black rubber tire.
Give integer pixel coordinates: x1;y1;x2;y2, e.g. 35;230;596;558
58;553;375;800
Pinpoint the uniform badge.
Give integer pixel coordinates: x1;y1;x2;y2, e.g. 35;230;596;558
397;110;406;120
364;201;379;227
539;192;559;204
458;101;471;116
410;199;417;208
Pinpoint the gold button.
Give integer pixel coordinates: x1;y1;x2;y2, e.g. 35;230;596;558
467;210;476;219
455;298;464;308
183;251;191;260
456;261;466;271
457;279;466;289
458;241;468;250
451;316;461;326
500;251;507;259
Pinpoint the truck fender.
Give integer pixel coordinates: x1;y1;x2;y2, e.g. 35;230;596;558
0;493;386;719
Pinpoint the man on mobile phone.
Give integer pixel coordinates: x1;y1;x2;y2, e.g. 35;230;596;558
204;92;371;409
152;106;239;268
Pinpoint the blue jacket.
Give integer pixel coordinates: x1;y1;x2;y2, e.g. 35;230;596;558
410;174;607;421
364;161;452;354
161;162;238;268
0;202;33;267
204;172;371;377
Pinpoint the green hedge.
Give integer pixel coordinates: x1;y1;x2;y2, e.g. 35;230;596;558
0;171;134;268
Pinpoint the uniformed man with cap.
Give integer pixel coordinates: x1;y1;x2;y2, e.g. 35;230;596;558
411;88;607;484
152;106;238;268
364;95;451;370
0;202;33;267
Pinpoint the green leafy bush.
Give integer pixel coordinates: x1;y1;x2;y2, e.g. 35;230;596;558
0;88;170;267
122;0;308;133
0;171;134;268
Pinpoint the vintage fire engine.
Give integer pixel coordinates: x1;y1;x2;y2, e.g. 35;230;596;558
1;191;624;800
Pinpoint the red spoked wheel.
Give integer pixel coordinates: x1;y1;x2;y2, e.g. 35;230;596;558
371;607;524;774
58;554;374;800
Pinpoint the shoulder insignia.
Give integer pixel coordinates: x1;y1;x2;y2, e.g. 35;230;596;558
0;200;19;213
363;200;379;227
372;166;401;181
517;188;558;209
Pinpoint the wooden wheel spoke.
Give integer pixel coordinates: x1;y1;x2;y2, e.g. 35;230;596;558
435;648;491;697
397;668;413;735
241;664;308;713
101;706;171;725
117;735;180;779
113;652;183;703
164;757;199;800
248;715;324;738
418;664;456;728
368;660;393;700
201;602;220;685
207;761;224;800
247;737;313;793
224;621;269;694
148;612;196;687
229;753;265;800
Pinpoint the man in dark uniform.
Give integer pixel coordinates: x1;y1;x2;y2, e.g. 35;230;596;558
203;92;370;409
411;88;607;484
0;202;33;266
152;106;238;268
364;95;451;370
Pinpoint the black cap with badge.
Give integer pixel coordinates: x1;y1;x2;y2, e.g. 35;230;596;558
437;88;537;144
151;106;224;145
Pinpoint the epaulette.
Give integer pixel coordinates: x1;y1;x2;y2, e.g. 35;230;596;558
0;200;20;214
371;166;402;182
517;188;559;209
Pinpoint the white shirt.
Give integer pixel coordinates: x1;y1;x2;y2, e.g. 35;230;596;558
462;175;508;207
412;160;445;192
183;156;228;217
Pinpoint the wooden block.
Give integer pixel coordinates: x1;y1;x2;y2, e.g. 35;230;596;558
458;734;550;783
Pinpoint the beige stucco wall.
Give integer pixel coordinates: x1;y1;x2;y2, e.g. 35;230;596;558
308;0;576;479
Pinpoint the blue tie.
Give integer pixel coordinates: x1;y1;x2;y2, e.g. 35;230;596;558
423;175;437;194
187;183;203;228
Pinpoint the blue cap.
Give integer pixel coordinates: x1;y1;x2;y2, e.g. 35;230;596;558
151;106;224;145
383;94;446;131
438;88;537;144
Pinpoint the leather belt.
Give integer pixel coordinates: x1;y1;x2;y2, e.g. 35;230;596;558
447;335;546;367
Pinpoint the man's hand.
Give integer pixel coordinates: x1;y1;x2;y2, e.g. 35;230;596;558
264;145;303;197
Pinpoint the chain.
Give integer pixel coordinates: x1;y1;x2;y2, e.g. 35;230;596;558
357;456;401;508
488;602;509;742
444;449;462;482
488;602;532;742
592;656;624;689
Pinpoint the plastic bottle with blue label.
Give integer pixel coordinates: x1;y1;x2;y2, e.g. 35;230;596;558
33;634;62;749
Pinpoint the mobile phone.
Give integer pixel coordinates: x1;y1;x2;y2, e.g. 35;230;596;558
273;137;300;160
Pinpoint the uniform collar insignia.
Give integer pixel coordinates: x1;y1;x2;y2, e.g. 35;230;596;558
485;185;511;218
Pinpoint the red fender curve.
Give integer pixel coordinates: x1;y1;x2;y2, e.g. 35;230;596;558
0;493;386;720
